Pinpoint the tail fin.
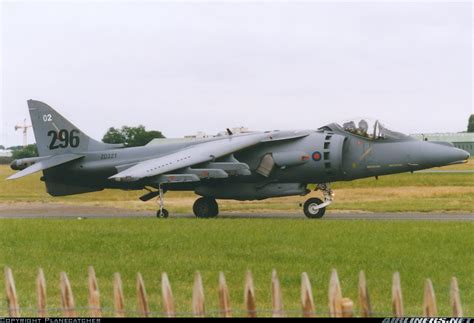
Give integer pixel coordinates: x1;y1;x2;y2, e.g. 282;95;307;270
28;100;121;156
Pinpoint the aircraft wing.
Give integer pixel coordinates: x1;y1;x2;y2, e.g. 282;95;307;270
7;154;84;180
109;132;269;182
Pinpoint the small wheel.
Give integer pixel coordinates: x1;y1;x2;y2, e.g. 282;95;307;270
157;208;169;218
303;198;326;219
193;197;219;218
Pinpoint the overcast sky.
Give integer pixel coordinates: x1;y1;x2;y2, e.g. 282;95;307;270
1;1;472;147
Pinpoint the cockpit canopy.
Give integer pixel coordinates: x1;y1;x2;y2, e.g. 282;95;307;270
323;118;412;141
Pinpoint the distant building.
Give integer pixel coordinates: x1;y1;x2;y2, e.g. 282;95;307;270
0;149;12;157
411;133;474;155
184;131;210;139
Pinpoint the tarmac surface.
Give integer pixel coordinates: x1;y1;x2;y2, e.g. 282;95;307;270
415;170;474;173
0;203;473;221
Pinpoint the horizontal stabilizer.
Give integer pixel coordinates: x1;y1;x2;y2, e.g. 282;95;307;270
7;154;84;180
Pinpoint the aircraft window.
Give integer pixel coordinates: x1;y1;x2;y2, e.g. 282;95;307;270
377;122;410;140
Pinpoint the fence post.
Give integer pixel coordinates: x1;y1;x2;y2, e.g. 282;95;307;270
88;266;101;317
328;269;342;317
392;272;404;317
218;272;232;317
341;297;354;317
113;273;125;317
271;270;284;317
301;272;315;317
136;273;149;317
37;268;47;317
450;277;463;317
161;272;175;317
60;272;76;317
423;279;437;317
4;267;20;317
358;270;371;317
192;271;205;317
244;270;257;317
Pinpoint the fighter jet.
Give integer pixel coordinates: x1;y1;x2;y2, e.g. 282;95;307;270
8;100;470;218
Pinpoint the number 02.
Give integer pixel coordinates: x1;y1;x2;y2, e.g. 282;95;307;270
42;114;52;122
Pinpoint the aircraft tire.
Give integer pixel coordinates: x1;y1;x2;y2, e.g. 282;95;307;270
303;198;326;219
193;197;219;218
157;208;169;218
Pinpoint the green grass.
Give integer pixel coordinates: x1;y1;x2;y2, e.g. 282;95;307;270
1;218;473;317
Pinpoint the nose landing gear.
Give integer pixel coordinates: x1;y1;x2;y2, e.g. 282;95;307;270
303;183;334;219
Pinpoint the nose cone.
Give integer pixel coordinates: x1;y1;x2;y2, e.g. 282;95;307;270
415;142;470;167
457;149;470;161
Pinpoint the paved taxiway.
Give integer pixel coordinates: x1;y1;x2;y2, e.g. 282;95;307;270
0;203;472;221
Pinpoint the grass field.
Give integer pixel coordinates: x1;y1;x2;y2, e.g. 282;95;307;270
2;161;473;213
1;219;473;317
1;161;473;317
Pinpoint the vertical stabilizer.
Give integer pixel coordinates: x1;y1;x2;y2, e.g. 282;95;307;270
28;100;120;156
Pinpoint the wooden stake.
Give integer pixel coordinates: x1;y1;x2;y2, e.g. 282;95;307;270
87;266;101;317
60;272;76;317
161;272;175;317
341;297;354;317
218;272;232;317
450;277;463;317
271;270;284;317
423;279;438;317
244;270;257;317
136;273;149;317
328;269;342;317
113;273;125;317
358;271;371;317
4;267;20;317
37;268;47;317
192;271;205;317
301;272;315;317
392;272;404;317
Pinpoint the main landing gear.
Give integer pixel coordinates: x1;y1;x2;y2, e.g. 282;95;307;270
302;183;334;219
142;186;219;219
193;197;219;218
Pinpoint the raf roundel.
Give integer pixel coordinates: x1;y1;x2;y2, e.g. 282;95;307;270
312;151;322;161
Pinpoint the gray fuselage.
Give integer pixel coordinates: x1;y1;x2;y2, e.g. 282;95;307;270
38;125;469;200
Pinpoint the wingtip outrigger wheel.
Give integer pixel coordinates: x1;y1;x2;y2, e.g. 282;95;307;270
157;208;169;218
303;183;334;219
